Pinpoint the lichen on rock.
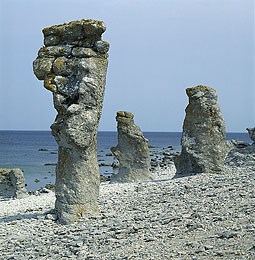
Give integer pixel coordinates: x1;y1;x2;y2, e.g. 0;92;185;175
110;111;154;183
33;19;109;224
174;85;228;175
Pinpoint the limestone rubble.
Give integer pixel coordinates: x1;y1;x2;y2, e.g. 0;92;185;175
174;85;228;175
33;19;109;224
111;111;153;183
0;163;254;259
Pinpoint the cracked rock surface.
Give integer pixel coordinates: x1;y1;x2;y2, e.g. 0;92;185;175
33;19;109;224
111;111;154;183
0;168;27;199
175;85;228;175
0;162;254;259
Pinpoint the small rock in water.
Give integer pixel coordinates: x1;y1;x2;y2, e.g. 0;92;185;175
38;148;48;151
99;162;112;167
40;187;52;193
44;183;55;191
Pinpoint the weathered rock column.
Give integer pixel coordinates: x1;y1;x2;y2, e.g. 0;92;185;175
33;19;109;224
246;127;255;143
111;111;154;183
0;168;27;199
174;85;228;175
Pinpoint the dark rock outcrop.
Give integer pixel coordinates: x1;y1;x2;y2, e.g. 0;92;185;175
246;127;255;143
110;111;153;183
33;19;109;224
0;168;27;199
174;85;228;175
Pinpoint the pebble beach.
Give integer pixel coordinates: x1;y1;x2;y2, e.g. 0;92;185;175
1;159;254;259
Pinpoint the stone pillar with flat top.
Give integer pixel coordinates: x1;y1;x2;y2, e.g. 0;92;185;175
33;19;109;224
111;111;154;183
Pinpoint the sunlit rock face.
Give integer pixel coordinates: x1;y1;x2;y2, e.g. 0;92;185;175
110;111;154;183
33;19;109;224
174;85;228;175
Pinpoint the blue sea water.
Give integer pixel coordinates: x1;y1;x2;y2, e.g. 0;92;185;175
0;131;251;191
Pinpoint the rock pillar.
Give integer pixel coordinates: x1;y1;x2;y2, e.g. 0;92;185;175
174;85;228;175
111;111;153;183
0;168;27;199
246;127;255;143
33;19;109;224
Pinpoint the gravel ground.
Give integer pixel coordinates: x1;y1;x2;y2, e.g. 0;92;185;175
0;162;254;259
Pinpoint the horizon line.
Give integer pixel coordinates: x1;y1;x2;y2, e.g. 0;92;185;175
0;129;249;134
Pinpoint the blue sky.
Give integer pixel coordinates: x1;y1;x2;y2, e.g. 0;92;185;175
0;0;254;132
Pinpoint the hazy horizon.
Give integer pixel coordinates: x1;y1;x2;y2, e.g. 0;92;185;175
0;0;254;132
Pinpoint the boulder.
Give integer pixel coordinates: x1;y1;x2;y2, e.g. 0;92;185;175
174;85;228;175
0;168;27;199
111;111;154;183
33;19;109;224
246;127;255;143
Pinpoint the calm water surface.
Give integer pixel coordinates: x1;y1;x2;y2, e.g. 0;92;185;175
0;131;250;191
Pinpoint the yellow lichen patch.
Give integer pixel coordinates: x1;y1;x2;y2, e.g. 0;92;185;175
117;111;126;117
53;57;66;74
186;85;215;97
44;74;57;93
43;19;105;37
76;205;85;218
111;146;117;153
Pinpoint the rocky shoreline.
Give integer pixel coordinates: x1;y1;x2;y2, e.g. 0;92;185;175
1;148;254;259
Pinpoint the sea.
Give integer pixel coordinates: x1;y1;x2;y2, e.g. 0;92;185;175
0;131;251;191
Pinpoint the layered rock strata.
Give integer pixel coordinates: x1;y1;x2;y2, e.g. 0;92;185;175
33;19;109;224
0;168;27;199
174;85;228;175
111;111;153;183
246;127;255;143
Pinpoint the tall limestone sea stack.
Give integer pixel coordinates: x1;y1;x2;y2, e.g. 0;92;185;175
111;111;153;183
174;85;228;175
33;19;109;224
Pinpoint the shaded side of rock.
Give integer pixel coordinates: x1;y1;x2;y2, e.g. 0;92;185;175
33;19;109;224
246;127;255;143
0;168;27;199
110;111;153;183
174;85;228;175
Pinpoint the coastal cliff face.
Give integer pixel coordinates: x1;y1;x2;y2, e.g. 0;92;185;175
174;85;228;175
33;19;109;224
111;111;153;183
